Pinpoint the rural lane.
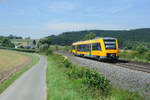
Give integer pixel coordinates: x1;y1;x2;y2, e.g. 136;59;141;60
0;55;47;100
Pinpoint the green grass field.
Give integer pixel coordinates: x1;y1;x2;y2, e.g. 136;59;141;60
0;50;40;94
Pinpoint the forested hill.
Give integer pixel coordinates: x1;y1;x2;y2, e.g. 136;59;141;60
49;28;150;49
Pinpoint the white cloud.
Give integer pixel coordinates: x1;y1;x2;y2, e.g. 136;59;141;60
111;7;127;13
44;22;126;33
48;1;77;13
111;5;131;14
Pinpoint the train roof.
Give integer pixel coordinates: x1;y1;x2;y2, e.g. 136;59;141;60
72;37;116;45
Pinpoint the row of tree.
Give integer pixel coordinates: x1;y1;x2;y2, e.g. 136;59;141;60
0;36;15;48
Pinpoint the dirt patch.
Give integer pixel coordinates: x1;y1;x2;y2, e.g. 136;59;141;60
0;56;33;83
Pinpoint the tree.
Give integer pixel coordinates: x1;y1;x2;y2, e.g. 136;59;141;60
82;32;96;40
37;37;51;51
1;38;15;48
25;37;30;39
33;40;36;45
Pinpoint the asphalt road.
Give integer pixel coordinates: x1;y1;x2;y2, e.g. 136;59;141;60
0;55;47;100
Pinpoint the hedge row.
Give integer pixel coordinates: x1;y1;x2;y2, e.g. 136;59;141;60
0;46;37;53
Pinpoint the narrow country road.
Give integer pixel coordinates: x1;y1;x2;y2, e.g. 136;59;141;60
0;55;47;100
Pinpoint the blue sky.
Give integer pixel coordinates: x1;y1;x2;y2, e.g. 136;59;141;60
0;0;150;38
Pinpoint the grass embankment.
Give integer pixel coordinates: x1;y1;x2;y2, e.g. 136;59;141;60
120;50;150;63
0;50;40;94
47;54;144;100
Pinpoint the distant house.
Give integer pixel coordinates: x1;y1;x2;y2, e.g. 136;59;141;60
15;45;18;48
23;45;36;49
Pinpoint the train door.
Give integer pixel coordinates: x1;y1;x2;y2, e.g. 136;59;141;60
89;43;91;56
75;45;77;54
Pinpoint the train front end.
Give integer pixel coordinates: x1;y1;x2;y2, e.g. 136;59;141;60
102;38;119;60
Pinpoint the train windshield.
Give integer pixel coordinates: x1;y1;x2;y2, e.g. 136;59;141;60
104;39;116;49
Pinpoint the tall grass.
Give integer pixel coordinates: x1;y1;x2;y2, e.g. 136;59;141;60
120;50;150;63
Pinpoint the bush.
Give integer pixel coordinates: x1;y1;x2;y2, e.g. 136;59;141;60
55;45;59;50
39;44;49;52
63;59;71;68
45;48;53;55
144;52;150;61
136;44;149;54
63;46;71;53
1;38;15;48
62;58;111;97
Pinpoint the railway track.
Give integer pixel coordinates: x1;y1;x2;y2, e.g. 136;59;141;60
114;61;150;73
55;51;150;73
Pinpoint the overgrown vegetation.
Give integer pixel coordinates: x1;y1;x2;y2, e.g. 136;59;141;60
120;45;150;62
0;37;15;48
37;36;52;55
47;54;111;100
47;54;145;100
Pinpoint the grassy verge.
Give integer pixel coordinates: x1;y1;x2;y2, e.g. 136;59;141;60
0;46;37;53
46;54;145;100
0;53;40;94
47;54;92;100
119;50;150;63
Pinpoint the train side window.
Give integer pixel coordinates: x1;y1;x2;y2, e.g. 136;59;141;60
77;44;89;52
77;45;80;51
92;43;95;50
92;43;101;51
97;43;101;51
87;44;89;52
72;45;75;50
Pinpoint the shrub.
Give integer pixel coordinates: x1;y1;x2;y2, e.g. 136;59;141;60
63;46;71;53
55;45;59;50
136;44;149;54
39;44;49;52
45;48;53;55
63;58;111;97
144;52;150;61
63;59;72;68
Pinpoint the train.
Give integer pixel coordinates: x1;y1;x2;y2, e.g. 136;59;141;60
72;37;119;61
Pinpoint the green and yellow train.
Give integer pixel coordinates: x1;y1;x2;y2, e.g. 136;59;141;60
72;37;119;60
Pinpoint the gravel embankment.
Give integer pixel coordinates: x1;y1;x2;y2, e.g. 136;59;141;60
56;51;150;99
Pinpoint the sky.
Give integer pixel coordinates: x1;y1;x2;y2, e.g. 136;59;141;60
0;0;150;38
